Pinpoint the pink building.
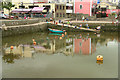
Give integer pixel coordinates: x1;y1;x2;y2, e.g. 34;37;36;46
74;0;98;16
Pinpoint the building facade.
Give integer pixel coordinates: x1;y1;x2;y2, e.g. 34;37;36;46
98;0;119;9
74;0;98;16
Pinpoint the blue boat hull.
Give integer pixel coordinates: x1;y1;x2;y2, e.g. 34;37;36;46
49;33;62;36
48;28;65;33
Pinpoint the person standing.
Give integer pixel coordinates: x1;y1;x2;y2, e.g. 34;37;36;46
86;23;89;29
79;24;82;28
82;16;85;21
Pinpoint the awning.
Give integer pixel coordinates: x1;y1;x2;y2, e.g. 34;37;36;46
12;7;45;13
12;9;32;13
32;7;45;12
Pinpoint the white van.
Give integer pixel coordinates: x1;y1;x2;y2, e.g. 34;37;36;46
0;12;9;19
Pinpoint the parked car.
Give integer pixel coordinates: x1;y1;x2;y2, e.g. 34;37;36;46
0;13;9;19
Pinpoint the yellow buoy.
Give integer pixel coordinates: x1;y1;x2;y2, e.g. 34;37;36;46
60;37;62;40
97;55;103;61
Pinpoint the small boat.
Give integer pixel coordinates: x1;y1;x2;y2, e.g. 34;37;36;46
48;28;66;33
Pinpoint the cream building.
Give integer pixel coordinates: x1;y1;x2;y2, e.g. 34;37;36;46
3;0;73;18
98;0;119;9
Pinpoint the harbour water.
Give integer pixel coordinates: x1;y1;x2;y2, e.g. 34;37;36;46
2;32;118;78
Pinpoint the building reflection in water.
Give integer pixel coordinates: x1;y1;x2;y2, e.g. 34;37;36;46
73;38;96;55
3;34;98;63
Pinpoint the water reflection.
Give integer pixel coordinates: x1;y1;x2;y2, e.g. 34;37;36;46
2;32;118;64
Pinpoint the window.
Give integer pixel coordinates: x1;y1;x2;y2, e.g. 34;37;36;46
80;42;82;46
63;6;64;10
80;5;82;9
60;13;62;17
19;6;25;9
60;5;62;9
79;49;82;54
57;5;59;9
56;13;59;17
29;5;39;9
106;5;109;9
63;13;65;17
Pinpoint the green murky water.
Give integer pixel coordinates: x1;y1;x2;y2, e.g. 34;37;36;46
2;32;118;78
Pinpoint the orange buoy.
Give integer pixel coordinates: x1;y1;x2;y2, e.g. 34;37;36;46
65;32;67;35
97;55;103;61
62;34;64;37
10;46;14;50
33;41;36;45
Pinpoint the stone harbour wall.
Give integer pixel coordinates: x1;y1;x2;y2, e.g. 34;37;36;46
2;18;47;26
2;23;48;37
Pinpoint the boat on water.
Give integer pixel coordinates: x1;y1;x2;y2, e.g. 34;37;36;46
48;28;66;33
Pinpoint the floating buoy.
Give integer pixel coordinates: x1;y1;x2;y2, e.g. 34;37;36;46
65;32;67;35
10;46;14;50
33;41;36;45
60;37;62;40
62;34;64;37
97;55;103;61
